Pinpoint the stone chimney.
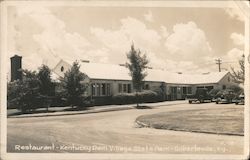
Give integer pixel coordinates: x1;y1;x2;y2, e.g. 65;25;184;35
10;55;22;82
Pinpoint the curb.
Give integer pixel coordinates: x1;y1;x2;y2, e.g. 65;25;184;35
8;101;187;119
8;106;134;118
135;120;244;137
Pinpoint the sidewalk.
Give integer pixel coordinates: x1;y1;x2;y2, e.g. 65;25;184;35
7;100;187;118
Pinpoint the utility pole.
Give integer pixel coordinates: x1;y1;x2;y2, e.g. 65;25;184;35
215;58;222;72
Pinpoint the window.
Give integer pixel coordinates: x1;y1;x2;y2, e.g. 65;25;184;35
101;83;106;95
118;83;132;93
177;87;181;94
96;83;100;96
123;84;127;92
61;66;64;72
182;87;187;94
107;84;111;95
119;84;122;93
187;87;192;94
92;83;111;96
144;84;149;90
91;84;96;96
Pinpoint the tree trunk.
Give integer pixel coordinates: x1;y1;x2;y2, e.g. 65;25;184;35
136;91;139;107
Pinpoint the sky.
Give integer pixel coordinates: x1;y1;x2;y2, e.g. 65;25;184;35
7;4;245;76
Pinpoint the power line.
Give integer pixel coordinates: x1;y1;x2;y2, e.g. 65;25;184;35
215;58;222;72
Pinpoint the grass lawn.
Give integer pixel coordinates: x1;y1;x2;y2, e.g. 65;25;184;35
136;106;244;136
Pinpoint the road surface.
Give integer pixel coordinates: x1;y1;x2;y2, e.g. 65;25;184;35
7;102;244;154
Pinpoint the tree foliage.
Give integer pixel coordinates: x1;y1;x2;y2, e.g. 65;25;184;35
7;65;55;112
8;69;41;112
37;65;54;96
231;55;245;84
60;61;87;107
126;44;149;107
126;44;149;92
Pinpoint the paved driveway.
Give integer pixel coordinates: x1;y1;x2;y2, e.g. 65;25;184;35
7;103;244;154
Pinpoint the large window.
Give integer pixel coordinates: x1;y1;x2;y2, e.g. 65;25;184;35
118;84;122;93
118;83;132;93
187;87;192;94
96;83;100;96
92;83;111;96
123;84;127;92
182;87;187;94
101;83;106;95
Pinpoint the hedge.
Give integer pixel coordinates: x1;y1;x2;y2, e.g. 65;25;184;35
112;90;161;105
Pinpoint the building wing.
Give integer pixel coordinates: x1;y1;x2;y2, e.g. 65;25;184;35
53;60;229;85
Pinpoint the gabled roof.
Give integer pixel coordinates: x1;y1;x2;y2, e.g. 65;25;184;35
60;60;229;85
161;71;229;84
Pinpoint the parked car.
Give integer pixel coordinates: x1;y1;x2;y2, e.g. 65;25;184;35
215;89;235;104
186;88;212;103
233;93;245;105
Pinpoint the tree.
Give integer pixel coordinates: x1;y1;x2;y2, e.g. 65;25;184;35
37;65;54;96
37;65;55;111
231;54;245;84
126;44;149;107
60;61;87;107
7;69;41;112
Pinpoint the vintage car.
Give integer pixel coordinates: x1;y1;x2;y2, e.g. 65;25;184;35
215;89;235;104
186;88;212;103
233;93;245;105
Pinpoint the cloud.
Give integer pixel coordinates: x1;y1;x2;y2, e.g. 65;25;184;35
225;48;244;60
120;17;161;48
230;32;244;46
144;51;213;74
144;10;154;22
22;53;43;70
85;48;110;63
160;26;169;38
90;17;162;64
222;48;244;70
90;19;216;73
12;6;96;70
164;21;212;61
224;8;245;22
9;7;238;74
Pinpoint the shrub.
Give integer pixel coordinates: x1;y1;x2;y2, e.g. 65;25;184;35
137;90;160;103
92;96;112;106
112;90;160;105
112;93;135;105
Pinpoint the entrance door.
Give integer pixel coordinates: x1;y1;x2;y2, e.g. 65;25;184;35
176;86;182;100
